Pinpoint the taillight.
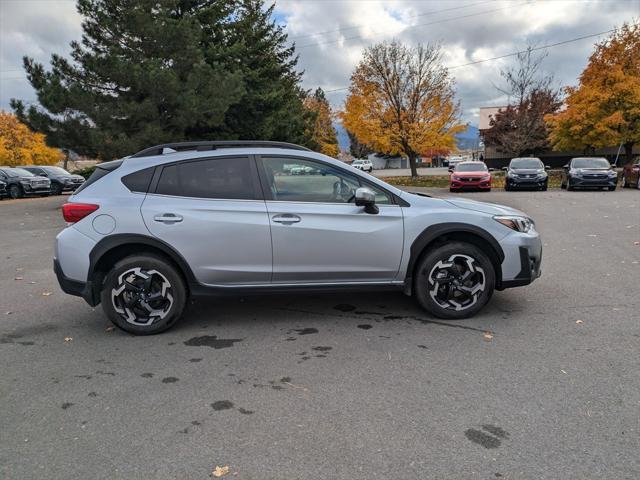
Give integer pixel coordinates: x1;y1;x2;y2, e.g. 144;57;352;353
62;203;99;223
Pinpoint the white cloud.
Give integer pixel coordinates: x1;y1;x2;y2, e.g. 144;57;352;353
1;0;638;125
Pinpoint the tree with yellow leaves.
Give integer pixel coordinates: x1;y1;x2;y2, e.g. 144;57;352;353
0;111;62;167
546;23;640;164
342;40;466;177
304;88;339;157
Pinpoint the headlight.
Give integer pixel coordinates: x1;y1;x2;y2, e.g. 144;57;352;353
538;172;548;178
494;215;535;233
570;169;581;176
608;171;617;177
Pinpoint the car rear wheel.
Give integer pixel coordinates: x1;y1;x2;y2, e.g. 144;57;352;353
51;183;63;195
8;184;22;199
608;186;616;191
414;242;495;320
101;254;187;335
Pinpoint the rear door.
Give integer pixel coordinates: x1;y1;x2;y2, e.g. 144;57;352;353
257;155;404;284
141;156;272;286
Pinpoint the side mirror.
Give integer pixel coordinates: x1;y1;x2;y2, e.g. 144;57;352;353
448;167;454;173
544;165;550;170
355;187;378;214
488;168;495;172
501;167;508;172
563;164;569;170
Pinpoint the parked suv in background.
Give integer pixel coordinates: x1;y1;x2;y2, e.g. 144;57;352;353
621;157;640;189
352;159;373;172
54;141;542;335
0;179;7;199
504;157;549;191
561;157;617;191
21;166;85;195
0;167;51;198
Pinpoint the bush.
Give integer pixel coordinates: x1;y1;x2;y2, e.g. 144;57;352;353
73;165;96;179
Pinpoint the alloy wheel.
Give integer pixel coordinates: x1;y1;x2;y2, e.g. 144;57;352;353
111;267;174;326
427;254;486;311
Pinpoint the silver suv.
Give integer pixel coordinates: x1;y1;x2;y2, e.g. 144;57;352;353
54;141;542;335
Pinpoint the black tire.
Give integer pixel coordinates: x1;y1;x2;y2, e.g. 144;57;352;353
100;254;187;335
504;184;511;191
449;187;455;192
541;183;548;191
414;242;495;320
566;178;574;191
608;186;616;191
8;184;22;199
51;183;63;195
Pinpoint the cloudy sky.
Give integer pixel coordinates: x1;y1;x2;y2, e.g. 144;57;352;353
1;0;638;126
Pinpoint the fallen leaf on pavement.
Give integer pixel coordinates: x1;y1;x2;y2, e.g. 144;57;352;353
105;326;114;332
6;311;13;315
14;276;23;281
575;320;583;324
15;267;23;272
64;337;73;342
212;465;230;477
483;332;493;341
42;292;52;296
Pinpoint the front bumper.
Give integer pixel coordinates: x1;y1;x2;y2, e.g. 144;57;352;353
450;179;491;190
21;183;51;195
497;231;543;290
570;176;617;188
506;176;547;189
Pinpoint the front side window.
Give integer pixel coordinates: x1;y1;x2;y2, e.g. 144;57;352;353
260;157;391;204
156;157;256;200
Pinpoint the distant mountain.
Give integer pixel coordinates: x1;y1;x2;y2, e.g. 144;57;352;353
332;121;480;153
456;125;480;150
333;121;350;151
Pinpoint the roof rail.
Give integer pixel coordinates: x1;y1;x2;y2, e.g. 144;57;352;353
130;140;311;158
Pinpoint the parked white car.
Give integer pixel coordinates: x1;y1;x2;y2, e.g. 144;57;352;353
352;159;373;172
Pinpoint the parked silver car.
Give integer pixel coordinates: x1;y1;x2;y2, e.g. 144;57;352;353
54;141;542;334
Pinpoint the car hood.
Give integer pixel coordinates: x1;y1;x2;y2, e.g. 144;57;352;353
572;168;612;174
444;197;527;217
60;174;85;181
451;171;490;177
17;175;48;181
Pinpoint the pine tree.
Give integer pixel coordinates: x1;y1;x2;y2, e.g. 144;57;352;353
221;0;310;145
11;0;310;159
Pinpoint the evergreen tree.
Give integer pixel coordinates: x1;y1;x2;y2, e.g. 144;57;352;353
347;130;372;159
12;0;310;159
222;0;311;145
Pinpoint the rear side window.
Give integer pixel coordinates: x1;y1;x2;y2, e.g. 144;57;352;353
122;166;155;193
74;159;123;194
155;157;256;200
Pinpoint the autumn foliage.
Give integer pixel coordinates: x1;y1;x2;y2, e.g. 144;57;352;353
342;41;465;177
546;23;640;163
304;88;340;157
0;112;62;167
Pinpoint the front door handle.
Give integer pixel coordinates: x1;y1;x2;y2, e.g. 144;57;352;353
154;213;183;224
272;214;301;225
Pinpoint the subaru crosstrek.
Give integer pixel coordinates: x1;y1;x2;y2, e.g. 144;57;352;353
54;141;542;335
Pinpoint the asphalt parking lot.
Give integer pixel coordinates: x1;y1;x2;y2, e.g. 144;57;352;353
1;190;639;480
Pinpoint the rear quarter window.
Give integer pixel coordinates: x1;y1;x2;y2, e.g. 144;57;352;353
121;166;155;193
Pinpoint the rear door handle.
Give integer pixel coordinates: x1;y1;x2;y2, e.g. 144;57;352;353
272;214;301;225
154;213;183;224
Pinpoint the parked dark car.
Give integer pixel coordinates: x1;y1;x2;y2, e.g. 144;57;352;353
21;165;85;195
0;167;51;198
0;179;7;199
621;157;640;189
503;157;549;191
561;157;617;191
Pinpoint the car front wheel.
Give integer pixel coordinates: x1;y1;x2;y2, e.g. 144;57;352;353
101;254;187;335
414;242;495;319
8;184;22;199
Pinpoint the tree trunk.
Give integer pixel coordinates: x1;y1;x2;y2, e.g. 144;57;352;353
63;149;69;170
409;153;419;178
624;142;634;165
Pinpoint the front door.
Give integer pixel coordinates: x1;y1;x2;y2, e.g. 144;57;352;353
258;156;404;284
141;156;272;286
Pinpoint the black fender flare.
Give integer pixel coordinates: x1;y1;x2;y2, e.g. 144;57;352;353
85;234;198;305
404;223;505;293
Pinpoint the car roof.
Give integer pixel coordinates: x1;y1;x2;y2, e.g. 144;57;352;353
457;161;486;165
511;157;541;161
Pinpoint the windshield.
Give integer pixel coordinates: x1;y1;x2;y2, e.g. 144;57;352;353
572;158;610;169
510;158;543;169
455;163;487;172
42;166;70;175
6;168;34;177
